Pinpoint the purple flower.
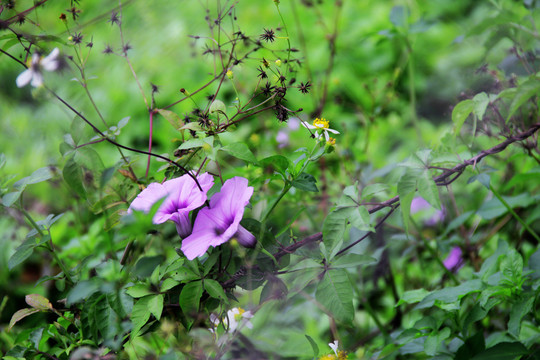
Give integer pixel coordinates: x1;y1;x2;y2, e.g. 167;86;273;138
128;173;214;237
410;197;446;226
181;176;256;260
443;246;464;271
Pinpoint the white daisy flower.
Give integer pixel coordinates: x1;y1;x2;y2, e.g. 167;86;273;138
301;118;339;142
16;48;60;88
226;307;253;332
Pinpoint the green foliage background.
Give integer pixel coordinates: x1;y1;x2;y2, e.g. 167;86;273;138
1;0;539;359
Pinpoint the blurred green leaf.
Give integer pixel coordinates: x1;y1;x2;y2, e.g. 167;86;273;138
471;342;528;360
179;281;203;325
63;156;86;200
134;255;166;278
507;77;540;122
305;335;319;358
204;279;228;302
315;269;354;323
8;308;41;331
292;172;318;192
25;294;52;311
148;294;164;321
220;142;258;165
452;99;474;135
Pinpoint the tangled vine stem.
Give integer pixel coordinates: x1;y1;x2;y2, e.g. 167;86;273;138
224;123;540;288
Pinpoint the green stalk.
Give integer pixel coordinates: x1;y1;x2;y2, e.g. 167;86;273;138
490;185;540;243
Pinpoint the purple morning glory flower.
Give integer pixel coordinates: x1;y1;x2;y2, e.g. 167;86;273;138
181;176;256;260
128;172;214;237
410;197;446;226
443;246;464;271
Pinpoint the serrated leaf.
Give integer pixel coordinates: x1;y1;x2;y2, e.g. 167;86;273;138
292;172;318;192
416;279;484;309
259;155;291;176
220;143;258;165
204;279;228;302
322;207;352;260
507;78;540;122
315;269;354;323
134;255;165;278
67;280;100;305
148;294;164;321
8;308;40;330
472;92;490;121
331;253;376;268
179;281;203;322
161;278;180;292
508;295;534;337
349;206;374;232
126;284;154;298
452;99;474;135
63;156;86;199
95;296;118;340
25;294;52;311
362;183;389;200
130;296;152;338
14;167;54;188
396;288;430;306
8;244;35;270
417;170;441;210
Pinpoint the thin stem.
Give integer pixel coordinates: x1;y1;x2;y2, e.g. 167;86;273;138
146;110;154;178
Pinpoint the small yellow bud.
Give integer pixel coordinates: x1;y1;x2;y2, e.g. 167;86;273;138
68;36;73;41
275;59;282;67
226;70;234;79
327;137;336;146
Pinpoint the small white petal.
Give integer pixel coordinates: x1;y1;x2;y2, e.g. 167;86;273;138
16;69;33;87
326;128;340;134
30;71;43;87
329;340;339;356
301;122;317;130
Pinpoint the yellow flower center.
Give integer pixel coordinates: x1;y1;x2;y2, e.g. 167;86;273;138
313;118;330;129
234;307;246;321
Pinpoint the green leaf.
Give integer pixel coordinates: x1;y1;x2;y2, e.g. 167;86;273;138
95;295;118;340
507;77;540;122
305;335;319;358
417;170;441;209
126;284;154;298
209;100;226;114
292;172;318;192
130;296;152;338
315;269;354;323
220;142;258;165
425;327;451;356
331;253;377;268
477;193;535;220
259;155;291;176
148;294;164;321
179;281;203;321
157;109;184;130
472;92;490;121
63;156;86;199
25;294;53;311
67;280;100;305
452;99;474;135
160;278;180;292
2;191;23;208
322;207;352;260
14;167;54;188
471;342;528;360
396;288;430;306
508;295;534;337
8;244;35;270
455;332;485;360
361;183;389;200
417;279;484;309
349;206;375;232
134;255;165;278
204;279;228;302
8;308;41;330
389;5;407;27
